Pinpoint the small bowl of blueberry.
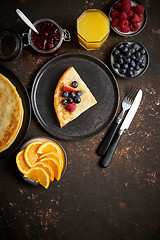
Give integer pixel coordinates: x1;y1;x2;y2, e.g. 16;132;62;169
26;18;71;54
109;0;147;37
111;41;149;78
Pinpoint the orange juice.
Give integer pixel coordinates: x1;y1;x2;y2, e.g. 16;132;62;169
77;9;110;50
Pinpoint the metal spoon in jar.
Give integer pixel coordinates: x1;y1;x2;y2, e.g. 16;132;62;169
16;9;39;34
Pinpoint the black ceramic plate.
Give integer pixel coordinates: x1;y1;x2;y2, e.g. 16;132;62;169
31;53;119;140
109;0;147;37
0;65;31;158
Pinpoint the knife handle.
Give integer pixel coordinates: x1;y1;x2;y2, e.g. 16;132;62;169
99;131;122;168
97;120;120;156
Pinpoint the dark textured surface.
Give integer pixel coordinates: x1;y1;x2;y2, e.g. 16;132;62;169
0;0;160;240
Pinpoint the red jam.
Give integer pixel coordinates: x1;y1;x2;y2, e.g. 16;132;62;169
31;21;60;51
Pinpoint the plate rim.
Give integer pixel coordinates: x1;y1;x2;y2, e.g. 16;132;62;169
0;65;31;158
31;52;120;140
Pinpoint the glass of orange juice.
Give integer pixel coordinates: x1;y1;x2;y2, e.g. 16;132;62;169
77;9;110;50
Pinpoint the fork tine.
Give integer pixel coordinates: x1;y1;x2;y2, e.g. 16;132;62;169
125;86;139;102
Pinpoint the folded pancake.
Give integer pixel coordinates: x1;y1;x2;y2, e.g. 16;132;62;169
0;74;24;153
54;67;97;128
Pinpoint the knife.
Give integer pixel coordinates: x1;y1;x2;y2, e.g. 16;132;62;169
100;89;142;168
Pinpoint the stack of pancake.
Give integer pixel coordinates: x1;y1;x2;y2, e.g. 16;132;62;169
0;74;24;153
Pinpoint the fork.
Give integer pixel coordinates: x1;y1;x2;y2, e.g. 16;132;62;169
97;86;139;156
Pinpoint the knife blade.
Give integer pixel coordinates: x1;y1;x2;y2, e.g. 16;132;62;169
100;89;142;168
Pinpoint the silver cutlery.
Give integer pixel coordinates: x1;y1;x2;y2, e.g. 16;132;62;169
100;89;142;168
97;86;139;156
16;9;39;34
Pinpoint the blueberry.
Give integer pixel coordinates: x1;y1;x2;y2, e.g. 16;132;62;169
129;66;134;71
113;63;120;69
76;90;82;97
125;51;131;57
113;49;120;56
62;99;68;105
139;62;146;68
117;58;124;65
69;91;76;99
138;47;146;55
137;56;144;64
126;70;134;77
122;64;129;69
131;54;136;60
118;44;124;50
132;70;138;76
68;97;73;103
72;81;78;88
119;68;126;75
131;43;139;50
122;47;128;53
135;51;141;58
116;53;123;59
135;64;140;71
62;91;69;98
123;42;130;48
74;96;81;103
130;48;136;54
130;60;136;68
124;57;131;64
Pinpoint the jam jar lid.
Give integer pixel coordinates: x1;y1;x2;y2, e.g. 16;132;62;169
0;29;22;61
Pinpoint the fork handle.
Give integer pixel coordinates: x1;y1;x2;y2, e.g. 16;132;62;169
97;120;120;156
99;131;122;168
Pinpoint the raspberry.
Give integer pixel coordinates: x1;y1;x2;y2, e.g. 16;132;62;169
111;18;119;27
130;6;136;12
122;0;131;4
119;19;129;28
131;14;141;23
130;23;139;31
122;0;131;13
119;11;127;20
113;2;122;11
135;5;144;14
111;9;120;19
66;103;76;113
120;25;130;33
138;14;143;22
127;10;134;19
122;5;131;13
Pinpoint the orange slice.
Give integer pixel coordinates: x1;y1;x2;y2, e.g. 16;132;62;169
40;158;62;181
37;141;61;155
34;162;54;181
39;152;64;170
16;150;30;174
24;167;50;189
24;141;43;167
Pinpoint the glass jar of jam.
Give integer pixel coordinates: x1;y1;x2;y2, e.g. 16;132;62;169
28;18;71;54
0;18;71;61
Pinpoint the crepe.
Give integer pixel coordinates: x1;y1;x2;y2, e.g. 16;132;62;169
54;67;97;128
0;74;24;153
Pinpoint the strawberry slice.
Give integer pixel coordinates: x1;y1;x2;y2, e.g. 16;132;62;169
63;85;78;92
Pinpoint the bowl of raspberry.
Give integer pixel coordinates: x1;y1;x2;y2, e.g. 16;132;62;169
109;0;147;37
27;18;70;54
110;41;149;78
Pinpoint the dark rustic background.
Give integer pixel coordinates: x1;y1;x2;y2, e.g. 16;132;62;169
0;0;160;239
